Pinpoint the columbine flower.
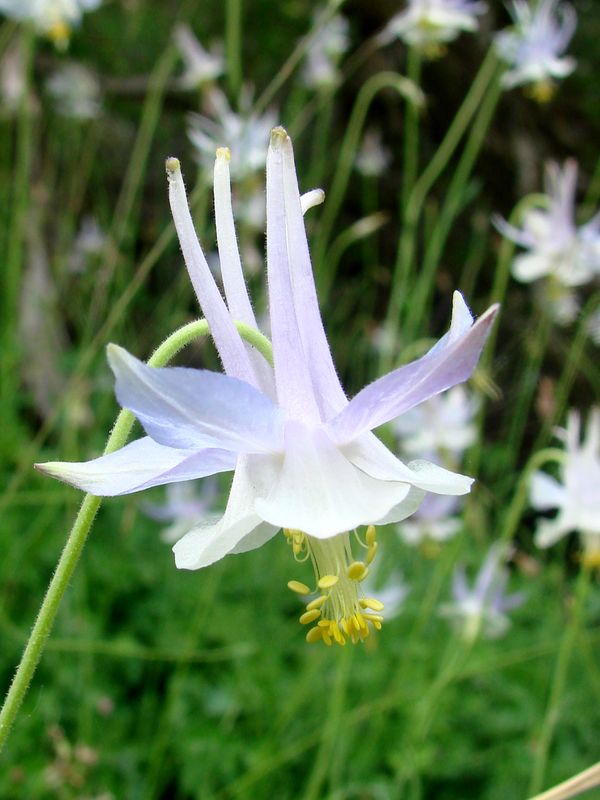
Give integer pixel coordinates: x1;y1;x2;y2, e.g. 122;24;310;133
302;12;350;89
0;0;102;49
495;0;576;100
530;409;600;565
173;23;224;90
142;479;219;544
188;88;277;180
38;128;497;647
440;545;524;641
46;63;101;120
393;385;478;461
495;160;600;288
379;0;487;54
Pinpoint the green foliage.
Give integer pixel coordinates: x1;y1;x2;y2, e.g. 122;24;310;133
1;0;600;797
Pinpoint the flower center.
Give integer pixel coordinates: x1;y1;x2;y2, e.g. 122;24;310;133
284;526;384;646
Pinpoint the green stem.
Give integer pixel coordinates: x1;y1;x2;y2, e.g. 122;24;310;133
0;319;273;752
502;310;553;472
497;448;566;548
468;193;548;477
225;0;242;101
313;71;423;298
255;0;346;117
0;181;211;518
302;648;352;800
83;40;178;338
402;47;421;215
531;292;600;453
405;71;502;340
528;566;592;796
383;49;499;367
0;27;34;453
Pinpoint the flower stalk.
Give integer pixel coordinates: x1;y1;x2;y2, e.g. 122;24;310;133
0;318;272;753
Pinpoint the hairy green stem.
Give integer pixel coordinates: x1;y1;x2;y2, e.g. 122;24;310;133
0;319;273;752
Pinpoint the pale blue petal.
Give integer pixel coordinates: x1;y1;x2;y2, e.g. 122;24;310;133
35;437;235;496
266;130;321;424
326;301;498;444
108;345;283;454
280;133;348;418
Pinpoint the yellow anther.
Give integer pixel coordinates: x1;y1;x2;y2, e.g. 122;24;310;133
356;613;369;632
318;619;331;627
306;626;323;644
360;598;385;612
347;561;368;581
366;525;377;545
287;580;311;595
306;595;327;611
363;612;384;623
216;146;231;161
318;574;339;589
299;609;322;625
331;621;345;645
366;543;378;564
322;632;333;646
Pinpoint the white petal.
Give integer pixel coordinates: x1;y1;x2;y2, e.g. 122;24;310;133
530;471;566;510
534;513;573;548
108;344;283;453
173;456;278;569
512;253;551;283
36;437;235;496
373;486;426;525
343;432;473;495
166;158;255;383
253;422;411;538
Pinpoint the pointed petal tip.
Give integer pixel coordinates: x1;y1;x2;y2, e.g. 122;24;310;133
480;302;500;325
106;342;130;371
34;460;79;487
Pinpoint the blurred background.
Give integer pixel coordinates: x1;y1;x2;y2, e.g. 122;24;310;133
0;0;599;797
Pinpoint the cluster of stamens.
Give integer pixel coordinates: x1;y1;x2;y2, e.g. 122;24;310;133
284;525;384;646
